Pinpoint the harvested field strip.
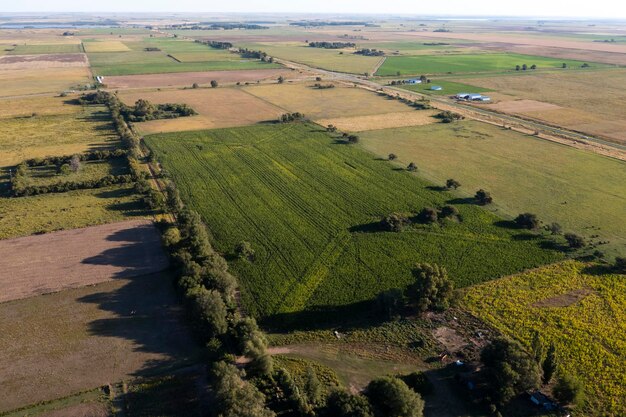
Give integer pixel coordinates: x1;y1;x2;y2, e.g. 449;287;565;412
316;110;438;132
0;67;91;97
0;220;169;303
463;261;626;417
0;271;199;413
146;123;561;321
7;44;83;54
244;83;416;119
103;68;294;89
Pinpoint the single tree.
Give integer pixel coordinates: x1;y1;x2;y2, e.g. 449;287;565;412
236;241;255;261
192;82;199;88
515;65;521;71
614;257;626;273
522;64;528;70
407;162;418;172
564;233;586;249
515;213;540;230
388;153;397;161
326;124;337;133
304;367;323;406
562;63;567;68
417;207;438;224
547;222;562;235
542;343;558;384
69;154;81;173
381;213;408;232
530;64;537;69
210;80;218;88
277;75;285;84
475;189;493;205
347;134;360;144
439;205;459;219
324;390;373;417
446;178;461;190
315;76;322;81
365;376;424;417
530;331;544;364
405;263;453;312
481;337;541;404
553;373;585;408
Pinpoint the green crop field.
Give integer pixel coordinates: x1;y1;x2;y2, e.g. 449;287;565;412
358;121;626;258
463;261;626;417
146;123;561;321
88;38;280;76
398;79;492;95
237;42;381;74
7;43;83;54
376;52;599;76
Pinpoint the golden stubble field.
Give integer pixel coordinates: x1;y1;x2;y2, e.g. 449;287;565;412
458;69;626;144
244;82;416;120
118;87;287;133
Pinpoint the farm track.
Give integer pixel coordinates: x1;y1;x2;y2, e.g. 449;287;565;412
274;57;626;161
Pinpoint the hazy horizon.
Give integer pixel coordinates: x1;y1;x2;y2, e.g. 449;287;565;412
2;0;626;19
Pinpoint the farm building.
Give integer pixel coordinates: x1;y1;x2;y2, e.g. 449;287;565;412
468;93;483;100
528;391;558;411
430;85;442;91
407;79;422;84
456;93;470;99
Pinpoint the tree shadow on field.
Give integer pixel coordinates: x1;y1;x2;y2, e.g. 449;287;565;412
446;197;475;205
77;271;202;378
348;221;386;233
81;223;169;278
261;299;388;334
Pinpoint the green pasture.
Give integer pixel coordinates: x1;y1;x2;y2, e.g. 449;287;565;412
6;43;83;54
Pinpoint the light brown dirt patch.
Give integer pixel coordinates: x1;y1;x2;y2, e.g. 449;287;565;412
317;110;438;132
0;271;198;413
0;220;169;303
104;68;295;89
533;288;594;308
490;99;562;113
0;67;91;97
433;326;467;353
0;53;87;70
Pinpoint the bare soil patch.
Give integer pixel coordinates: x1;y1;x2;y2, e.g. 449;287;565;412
0;53;87;70
433;326;468;354
533;288;595;308
104;68;294;89
317;110;439;132
0;220;169;303
118;87;285;133
0;271;198;413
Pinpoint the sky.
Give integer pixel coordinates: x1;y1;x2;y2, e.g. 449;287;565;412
3;0;626;19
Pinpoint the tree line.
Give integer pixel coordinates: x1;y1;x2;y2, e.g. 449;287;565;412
308;41;356;49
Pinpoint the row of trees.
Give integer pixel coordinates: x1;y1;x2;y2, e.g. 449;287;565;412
354;48;385;56
279;112;306;123
514;64;538;71
308;41;356;49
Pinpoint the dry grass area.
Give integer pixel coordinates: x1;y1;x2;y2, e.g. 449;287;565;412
317;110;438;132
118;87;285;133
0;271;198;413
245;83;415;119
0;53;87;70
104;68;295;89
83;40;131;52
459;69;626;144
0;220;169;303
0;95;82;118
0;104;119;167
0;67;91;97
489;99;562;113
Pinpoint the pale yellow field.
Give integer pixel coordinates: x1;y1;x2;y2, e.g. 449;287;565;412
244;83;415;119
317;110;438;132
0;95;81;119
118;87;286;134
458;69;626;144
0;67;91;97
82;40;131;52
0;105;119;167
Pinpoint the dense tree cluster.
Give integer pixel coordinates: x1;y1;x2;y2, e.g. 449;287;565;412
308;41;355;49
515;212;540;230
354;48;385;56
434;111;464;123
475;189;493;205
279;112;306;123
119;99;197;122
481;337;541;404
170;23;268;30
195;40;234;49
